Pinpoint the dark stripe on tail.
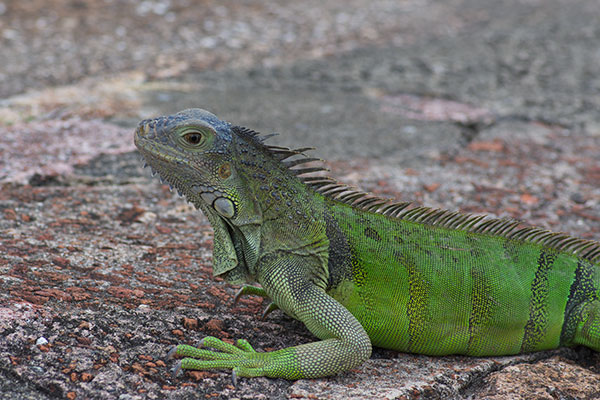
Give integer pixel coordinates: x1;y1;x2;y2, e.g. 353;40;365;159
520;250;557;352
560;260;598;346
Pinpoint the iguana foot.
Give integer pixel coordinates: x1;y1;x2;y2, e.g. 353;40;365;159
168;336;285;381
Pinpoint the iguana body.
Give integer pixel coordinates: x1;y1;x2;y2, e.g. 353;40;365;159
134;108;600;380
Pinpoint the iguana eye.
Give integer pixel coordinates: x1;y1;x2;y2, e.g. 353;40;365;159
183;132;203;145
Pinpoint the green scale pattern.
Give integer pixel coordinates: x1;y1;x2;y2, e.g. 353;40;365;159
324;200;595;356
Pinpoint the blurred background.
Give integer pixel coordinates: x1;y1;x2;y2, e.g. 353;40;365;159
2;0;600;215
2;0;599;159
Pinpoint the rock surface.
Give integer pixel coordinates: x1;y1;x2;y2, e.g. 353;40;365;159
1;0;600;399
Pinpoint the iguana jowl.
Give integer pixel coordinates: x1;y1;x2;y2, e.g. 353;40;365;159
134;108;600;380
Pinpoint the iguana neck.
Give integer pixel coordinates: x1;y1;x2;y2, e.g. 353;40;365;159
222;133;330;287
232;133;327;240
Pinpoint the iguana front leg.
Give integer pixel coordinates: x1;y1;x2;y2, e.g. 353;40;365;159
169;255;372;379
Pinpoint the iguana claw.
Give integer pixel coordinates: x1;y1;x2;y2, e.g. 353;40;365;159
171;360;183;377
167;345;179;359
231;370;238;387
261;302;279;320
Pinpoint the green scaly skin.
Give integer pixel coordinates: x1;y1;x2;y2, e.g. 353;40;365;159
134;108;600;380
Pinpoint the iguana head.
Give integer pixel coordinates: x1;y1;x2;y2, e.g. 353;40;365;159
134;108;262;283
135;109;238;213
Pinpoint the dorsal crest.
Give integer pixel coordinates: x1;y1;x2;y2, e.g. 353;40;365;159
230;125;600;264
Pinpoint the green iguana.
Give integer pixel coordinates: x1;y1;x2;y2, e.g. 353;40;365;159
134;108;600;381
